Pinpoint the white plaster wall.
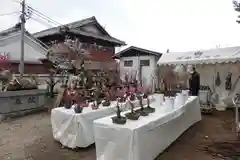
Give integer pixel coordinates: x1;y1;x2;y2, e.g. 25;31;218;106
119;55;157;88
0;34;47;63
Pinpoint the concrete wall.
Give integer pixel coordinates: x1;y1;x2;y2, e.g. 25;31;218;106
0;89;46;114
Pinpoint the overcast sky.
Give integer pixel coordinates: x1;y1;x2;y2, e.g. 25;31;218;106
0;0;240;53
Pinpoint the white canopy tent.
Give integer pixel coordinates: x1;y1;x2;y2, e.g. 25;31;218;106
157;46;240;109
157;46;240;65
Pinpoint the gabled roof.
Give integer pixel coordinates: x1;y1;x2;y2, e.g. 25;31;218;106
0;24;49;64
33;16;126;46
0;23;21;38
114;46;162;58
0;23;49;50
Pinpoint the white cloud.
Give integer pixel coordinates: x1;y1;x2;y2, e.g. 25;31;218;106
0;0;239;53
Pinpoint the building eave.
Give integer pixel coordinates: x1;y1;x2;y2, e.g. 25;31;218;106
114;46;162;58
33;16;126;46
71;29;126;46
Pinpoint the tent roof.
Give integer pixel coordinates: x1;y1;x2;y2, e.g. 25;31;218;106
157;46;240;65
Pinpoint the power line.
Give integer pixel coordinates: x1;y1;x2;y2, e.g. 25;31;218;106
30;16;55;28
27;6;62;25
0;11;20;17
9;0;61;26
30;10;60;26
10;0;21;4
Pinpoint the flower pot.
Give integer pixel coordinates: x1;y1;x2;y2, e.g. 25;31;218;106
125;112;140;120
74;105;83;113
111;116;127;124
102;100;111;107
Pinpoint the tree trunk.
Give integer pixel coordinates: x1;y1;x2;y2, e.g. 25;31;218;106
116;105;121;118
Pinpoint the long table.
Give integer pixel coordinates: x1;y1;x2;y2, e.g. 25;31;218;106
51;97;154;148
93;95;201;160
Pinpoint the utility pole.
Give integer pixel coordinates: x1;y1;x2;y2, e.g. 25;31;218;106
19;0;25;78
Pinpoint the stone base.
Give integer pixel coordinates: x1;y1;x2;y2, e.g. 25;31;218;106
0;106;48;122
0;89;47;115
111;116;127;124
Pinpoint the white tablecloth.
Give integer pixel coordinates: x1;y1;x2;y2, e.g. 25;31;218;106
51;97;154;148
93;95;202;160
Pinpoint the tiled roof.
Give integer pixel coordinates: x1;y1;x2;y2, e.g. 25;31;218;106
114;46;162;58
0;23;49;49
33;16;126;46
0;24;49;64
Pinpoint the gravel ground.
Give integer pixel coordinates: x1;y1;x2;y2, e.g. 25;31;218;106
0;107;239;160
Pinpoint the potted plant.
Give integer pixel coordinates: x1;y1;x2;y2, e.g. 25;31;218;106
125;97;140;120
111;98;127;124
91;101;99;110
102;91;111;107
144;96;155;113
135;93;148;116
